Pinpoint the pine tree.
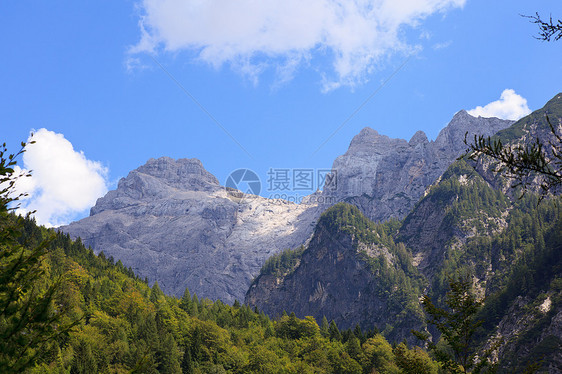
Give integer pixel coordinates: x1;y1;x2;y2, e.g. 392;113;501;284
72;339;98;374
0;141;77;373
190;327;203;363
181;348;193;374
353;324;365;343
345;336;362;361
157;332;181;374
413;276;497;373
190;293;199;316
179;287;192;312
321;316;329;337
150;281;164;304
328;320;342;341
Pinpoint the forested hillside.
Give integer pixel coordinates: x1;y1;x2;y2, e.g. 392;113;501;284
246;203;426;343
248;188;562;372
2;213;438;373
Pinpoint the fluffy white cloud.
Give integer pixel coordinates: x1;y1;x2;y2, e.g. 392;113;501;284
132;0;466;90
14;129;109;227
467;89;532;121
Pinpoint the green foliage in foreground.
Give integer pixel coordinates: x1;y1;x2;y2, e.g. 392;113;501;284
4;215;438;374
413;276;497;374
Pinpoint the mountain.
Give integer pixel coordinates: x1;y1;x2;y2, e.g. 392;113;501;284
324;112;513;222
63;157;320;304
396;163;562;371
246;93;562;372
246;203;426;343
396;159;511;280
57;93;562;371
62;110;513;305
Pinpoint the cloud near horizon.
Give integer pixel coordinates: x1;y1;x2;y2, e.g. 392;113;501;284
14;129;109;227
467;89;531;121
131;0;466;90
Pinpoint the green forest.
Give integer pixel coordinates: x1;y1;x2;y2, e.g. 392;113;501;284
1;213;439;373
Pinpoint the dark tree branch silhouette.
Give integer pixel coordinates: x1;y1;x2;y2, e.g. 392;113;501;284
464;116;562;199
525;13;562;41
465;13;561;199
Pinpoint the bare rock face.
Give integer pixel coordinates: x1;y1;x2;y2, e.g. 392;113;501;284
63;157;320;304
323;112;513;222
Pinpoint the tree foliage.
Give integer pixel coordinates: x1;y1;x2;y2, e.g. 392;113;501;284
413;276;496;373
259;246;305;277
464;21;562;200
0;141;78;373
465;115;562;199
0;141;31;212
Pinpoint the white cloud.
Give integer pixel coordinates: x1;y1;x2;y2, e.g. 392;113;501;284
432;40;452;50
467;89;532;121
131;0;466;90
14;129;109;227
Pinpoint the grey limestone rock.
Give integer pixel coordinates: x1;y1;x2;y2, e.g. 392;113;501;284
322;111;513;222
63;157;320;304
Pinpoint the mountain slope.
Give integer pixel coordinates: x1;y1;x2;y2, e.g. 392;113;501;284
246;203;426;343
63;157;320;303
397;159;511;283
10;215;439;373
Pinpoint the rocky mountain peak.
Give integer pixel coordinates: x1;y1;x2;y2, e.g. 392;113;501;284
136;157;220;189
347;127;405;154
452;108;470;118
89;157;220;217
354;127;381;140
434;110;514;154
409;130;429;146
323;114;513;222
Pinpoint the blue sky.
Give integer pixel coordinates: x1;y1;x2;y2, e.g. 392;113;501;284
2;0;562;226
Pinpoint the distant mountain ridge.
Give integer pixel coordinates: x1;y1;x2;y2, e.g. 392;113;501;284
62;107;513;304
325;110;513;222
